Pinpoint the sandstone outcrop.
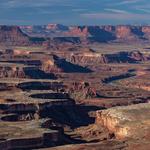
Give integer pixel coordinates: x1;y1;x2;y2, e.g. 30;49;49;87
0;119;63;150
66;81;98;100
96;103;150;140
66;26;89;37
3;24;150;47
58;51;150;69
0;26;30;46
0;66;25;78
20;24;150;43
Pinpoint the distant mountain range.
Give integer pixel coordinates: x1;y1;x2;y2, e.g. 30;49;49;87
1;24;150;46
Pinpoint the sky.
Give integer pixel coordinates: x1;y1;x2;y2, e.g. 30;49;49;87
0;0;150;25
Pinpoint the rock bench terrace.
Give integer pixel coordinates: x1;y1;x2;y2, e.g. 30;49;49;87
0;24;150;149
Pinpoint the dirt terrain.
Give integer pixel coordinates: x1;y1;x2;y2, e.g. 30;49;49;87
0;25;150;150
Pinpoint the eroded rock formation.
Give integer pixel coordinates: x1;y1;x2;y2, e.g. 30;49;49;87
20;24;150;43
0;26;30;46
58;50;150;68
96;103;150;141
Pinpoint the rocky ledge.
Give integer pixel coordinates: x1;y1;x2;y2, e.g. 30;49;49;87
96;103;150;141
0;119;63;150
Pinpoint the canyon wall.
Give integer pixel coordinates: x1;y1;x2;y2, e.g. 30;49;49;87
96;103;150;140
21;25;150;43
2;25;150;46
58;51;150;67
0;26;30;46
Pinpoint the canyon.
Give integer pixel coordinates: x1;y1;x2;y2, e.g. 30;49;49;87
21;24;150;43
3;25;150;46
0;25;150;149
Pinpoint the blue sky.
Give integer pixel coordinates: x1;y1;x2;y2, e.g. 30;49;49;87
0;0;150;25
